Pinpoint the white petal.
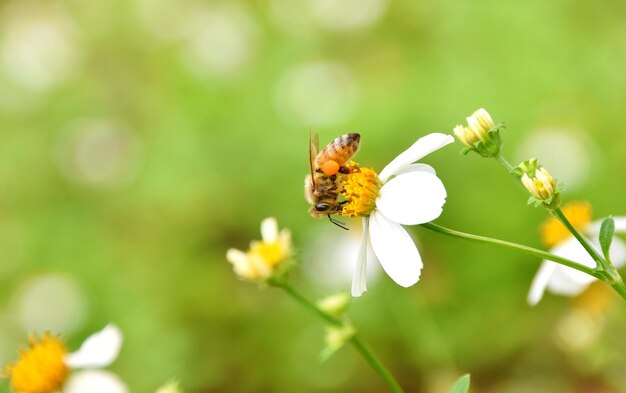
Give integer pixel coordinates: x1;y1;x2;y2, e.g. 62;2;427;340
527;261;557;306
226;248;247;267
614;217;626;233
378;133;454;182
543;238;596;297
65;324;123;369
64;370;128;393
547;266;595;296
389;163;436;177
608;236;626;268
351;217;370;297
260;217;278;243
376;172;446;225
369;211;422;287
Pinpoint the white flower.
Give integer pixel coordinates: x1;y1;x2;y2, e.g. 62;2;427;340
226;217;292;282
528;217;626;305
5;323;125;393
64;324;126;393
349;133;454;296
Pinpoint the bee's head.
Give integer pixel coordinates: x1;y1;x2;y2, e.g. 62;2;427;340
308;203;335;218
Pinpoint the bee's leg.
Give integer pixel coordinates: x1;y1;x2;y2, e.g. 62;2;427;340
338;166;351;174
338;200;348;205
328;215;349;230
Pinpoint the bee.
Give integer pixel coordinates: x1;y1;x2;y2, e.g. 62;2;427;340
305;132;361;229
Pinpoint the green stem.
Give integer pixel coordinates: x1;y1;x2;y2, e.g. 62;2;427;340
551;208;626;300
278;283;405;393
611;282;626;300
551;208;604;267
420;222;602;279
495;153;515;173
350;337;406;393
490;152;626;299
279;283;341;326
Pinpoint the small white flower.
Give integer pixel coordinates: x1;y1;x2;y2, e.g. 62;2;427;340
5;323;125;393
347;133;454;296
528;217;626;305
63;324;126;393
226;217;292;282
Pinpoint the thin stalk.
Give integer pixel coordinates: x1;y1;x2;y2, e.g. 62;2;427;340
611;282;626;300
551;208;626;300
551;208;604;267
495;153;515;174
350;337;406;393
420;222;601;279
278;283;405;393
280;283;341;326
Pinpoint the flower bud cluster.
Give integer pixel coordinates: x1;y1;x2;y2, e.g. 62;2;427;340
515;159;561;208
453;108;503;157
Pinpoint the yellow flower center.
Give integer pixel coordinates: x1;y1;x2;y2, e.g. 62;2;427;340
341;166;381;217
249;240;289;268
540;201;592;247
5;334;69;393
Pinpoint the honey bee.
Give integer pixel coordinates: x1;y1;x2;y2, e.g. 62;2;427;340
305;132;360;229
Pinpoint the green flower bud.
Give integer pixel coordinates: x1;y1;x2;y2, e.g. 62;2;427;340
317;293;350;319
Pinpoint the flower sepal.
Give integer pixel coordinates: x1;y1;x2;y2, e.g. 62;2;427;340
527;191;562;209
319;323;355;362
265;258;297;287
316;293;351;319
460;121;506;158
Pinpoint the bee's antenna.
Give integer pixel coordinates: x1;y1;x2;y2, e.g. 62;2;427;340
328;215;349;230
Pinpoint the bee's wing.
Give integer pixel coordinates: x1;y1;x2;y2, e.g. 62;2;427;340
309;131;319;186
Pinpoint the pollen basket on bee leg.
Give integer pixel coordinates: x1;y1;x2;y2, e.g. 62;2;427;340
321;160;341;176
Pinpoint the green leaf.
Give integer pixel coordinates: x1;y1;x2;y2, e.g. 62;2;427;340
599;217;615;261
448;374;471;393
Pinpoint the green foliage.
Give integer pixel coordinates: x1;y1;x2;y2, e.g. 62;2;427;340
600;217;615;262
1;0;626;392
448;374;471;393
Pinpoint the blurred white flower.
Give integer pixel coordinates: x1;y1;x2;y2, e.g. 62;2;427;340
56;119;142;189
0;2;80;91
179;3;258;77
302;221;382;291
12;274;87;335
342;133;454;296
528;202;626;305
275;61;358;128
516;128;593;191
312;0;388;31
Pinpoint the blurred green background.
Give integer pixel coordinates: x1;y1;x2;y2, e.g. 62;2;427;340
2;0;626;391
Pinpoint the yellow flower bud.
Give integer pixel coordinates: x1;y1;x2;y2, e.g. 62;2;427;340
517;159;560;208
453;108;502;157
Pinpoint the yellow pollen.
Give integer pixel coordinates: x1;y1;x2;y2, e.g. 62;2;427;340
540;201;592;247
5;334;69;393
249;241;288;267
341;166;381;217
